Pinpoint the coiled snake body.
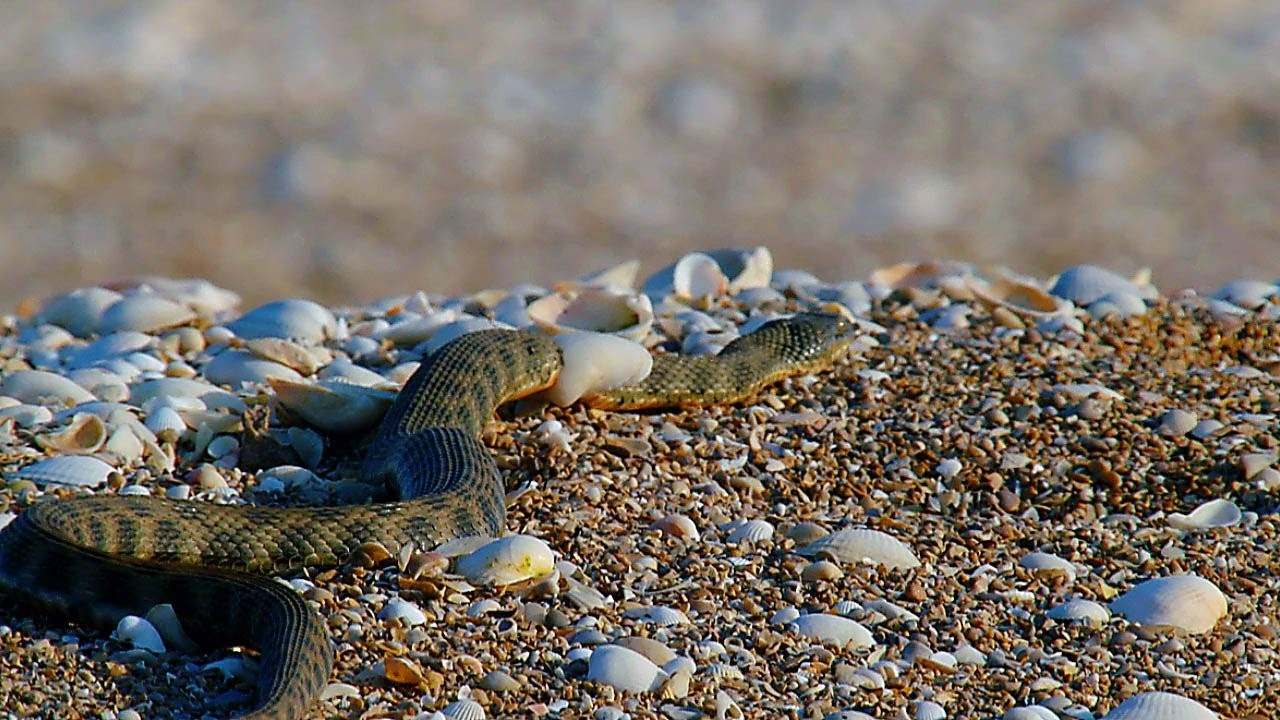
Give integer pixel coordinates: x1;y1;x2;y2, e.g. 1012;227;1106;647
0;312;854;719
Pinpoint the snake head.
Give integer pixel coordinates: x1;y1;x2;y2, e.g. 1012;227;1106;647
762;311;858;367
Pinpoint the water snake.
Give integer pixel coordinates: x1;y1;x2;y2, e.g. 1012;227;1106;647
0;311;855;719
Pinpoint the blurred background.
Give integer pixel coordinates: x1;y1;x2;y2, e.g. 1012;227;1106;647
0;1;1277;308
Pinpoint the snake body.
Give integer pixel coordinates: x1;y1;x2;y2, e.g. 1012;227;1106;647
0;312;854;719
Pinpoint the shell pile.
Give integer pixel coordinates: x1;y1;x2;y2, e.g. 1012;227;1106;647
0;248;1275;718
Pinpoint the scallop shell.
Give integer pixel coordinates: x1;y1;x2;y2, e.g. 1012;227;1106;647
0;370;96;406
1003;708;1058;720
799;528;921;570
914;700;946;720
544;332;653;406
269;378;396;434
622;605;690;626
456;535;555;586
587;644;668;693
145;406;188;441
1110;575;1227;634
790;613;875;648
38;287;123;337
1019;552;1077;582
99;294;196;334
226;299;336;343
36;413;107;453
1046;598;1111;626
1048;265;1141;306
527;287;654;341
16;455;114;487
441;698;486;720
1103;692;1218;720
725;518;774;544
1167;498;1241;531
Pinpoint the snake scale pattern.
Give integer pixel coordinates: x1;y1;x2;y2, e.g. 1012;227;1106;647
0;312;855;719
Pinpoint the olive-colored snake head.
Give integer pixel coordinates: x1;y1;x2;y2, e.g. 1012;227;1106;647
752;311;859;370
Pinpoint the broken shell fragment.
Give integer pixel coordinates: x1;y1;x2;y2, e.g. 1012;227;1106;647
1167;498;1241;531
269;378;396;434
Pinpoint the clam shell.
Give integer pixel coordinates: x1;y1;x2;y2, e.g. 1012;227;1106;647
1046;598;1110;626
1110;575;1227;634
1003;708;1058;720
914;700;946;720
1157;409;1198;437
203;350;304;387
587;644;668;693
0;404;54;428
244;338;328;375
99;294;196;334
799;528;921;570
670;252;728;303
16;455;114;487
1089;291;1148;319
318;357;392;387
441;698;486;720
653;513;700;542
1048;265;1141;306
129;378;245;413
112;615;166;654
614;636;676;666
622;605;690;626
725;518;774;544
38;287;123;337
708;246;773;292
377;596;427;626
270;378;395;434
790;613;875;648
1211;279;1277;309
573;259;641;290
527;287;654;341
1019;551;1077;582
375;308;463;346
63;331;154;369
226;299;336;343
415;317;507;356
0;370;96;406
969;274;1070;317
456;535;555;586
130;277;240;316
1167;498;1241;531
1103;692;1218;720
546;332;653;406
36;413;107;453
644;247;772;302
868;261;970;290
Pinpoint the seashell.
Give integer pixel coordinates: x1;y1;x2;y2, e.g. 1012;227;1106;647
708;247;773;293
415;317;508;356
659;668;692;700
102;424;143;464
441;698;486;720
952;644;986;666
479;669;521;693
287;426;324;468
1255;466;1280;491
544;332;653;406
863;598;918;622
383;655;427;686
1051;382;1123;401
145;406;188;442
0;370;96;406
969;273;1070;317
226;299;336;343
808;281;871;315
1189;419;1224;440
770;606;801;626
527;287;654;341
63;331;155;369
667;253;727;304
1156;409;1197;437
467;598;502;618
270;378;396;435
1019;551;1077;582
935;458;962;479
1110;575;1227;634
802;560;844;583
318;357;391;387
99;294;196;334
129;277;240;316
144;603;197;652
38;287;123;337
586;644;668;693
715;690;742;720
653;513;700;542
622;605;690;626
846;667;884;689
914;700;946;720
1048;265;1141;306
925;304;970;331
375;308;463;347
244;338;328;375
456;535;555;586
1088;291;1148;319
378;597;427;626
868;261;970;290
615;636;677;666
790;613;875;648
112;615;166;654
320;682;360;701
785;521;829;544
129;378;245;413
825;712;877;720
66;369;130;402
36;413;107;453
574;259;642;289
725;518;774;544
1167;498;1240;531
1003;708;1058;720
799;528;921;570
1239;452;1275;480
1047;598;1110;626
1103;692;1218;720
1210;279;1277;309
0;403;54;428
644;248;771;303
203;350;304;388
16;455;114;487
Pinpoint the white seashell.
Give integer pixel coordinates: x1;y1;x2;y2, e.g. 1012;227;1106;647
799;528;921;570
104;424;145;464
1157;409;1198;437
1089;291;1147;319
1052;382;1123;401
1019;552;1077;582
868;261;970;290
1110;575;1227;634
467;598;502;618
1049;265;1141;306
456;535;556;586
112;615;166;654
0;370;96;406
226;299;336;343
0;404;54;428
378;597;427;626
145;406;188;441
825;712;877;720
653;513;700;542
375;308;463;346
204;350;304;387
915;700;946;720
1003;707;1058;720
1189;419;1224;440
441;698;486;720
935;458;962;479
622;606;690;626
36;413;107;453
1167;498;1241;531
527;287;654;341
320;682;360;701
1211;279;1277;309
709;247;773;292
16;455;114;487
1239;452;1275;480
1047;598;1111;626
575;259;642;289
769;607;800;626
244;338;328;375
925;304;970;331
99;294;196;334
269;378;395;434
1103;692;1218;720
847;667;884;689
544;332;653;406
586;645;668;692
416;317;507;356
725;518;774;544
63;331;154;369
968;273;1070;318
144;603;197;652
862;598;918;622
38;287;123;337
131;277;240;316
790;613;875;648
318;357;391;387
129;378;245;413
952;644;986;666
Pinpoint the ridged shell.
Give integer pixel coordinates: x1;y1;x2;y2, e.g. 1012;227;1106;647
725;518;774;544
1048;265;1141;306
456;535;555;586
99;294;196;334
587;645;668;692
545;332;653;406
1110;575;1227;634
1019;552;1077;582
36;413;107;453
203;350;304;387
527;287;654;341
799;528;921;570
790;613;875;648
622;606;690;626
914;700;946;720
16;455;114;487
1103;692;1218;720
441;698;486;720
1003;707;1058;720
226;299;336;343
269;379;396;434
0;370;96;406
1047;598;1111;626
1167;498;1241;531
38;287;123;337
